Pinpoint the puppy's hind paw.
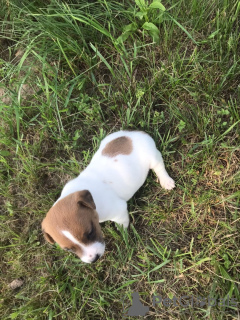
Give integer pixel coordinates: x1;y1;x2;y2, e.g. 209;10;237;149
160;175;175;190
120;219;130;229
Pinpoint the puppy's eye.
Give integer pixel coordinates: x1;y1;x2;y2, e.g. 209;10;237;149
86;224;95;240
88;228;94;236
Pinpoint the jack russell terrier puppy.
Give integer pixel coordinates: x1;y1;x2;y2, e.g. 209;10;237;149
42;131;175;263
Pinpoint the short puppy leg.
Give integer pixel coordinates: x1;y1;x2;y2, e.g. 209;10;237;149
151;150;175;190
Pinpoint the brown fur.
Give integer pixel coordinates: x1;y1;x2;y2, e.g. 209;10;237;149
102;136;133;157
42;190;104;258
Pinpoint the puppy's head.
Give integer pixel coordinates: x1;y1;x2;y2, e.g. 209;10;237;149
42;190;105;263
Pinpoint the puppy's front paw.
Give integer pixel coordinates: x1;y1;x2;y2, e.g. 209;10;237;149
122;220;130;229
114;217;129;229
160;175;175;190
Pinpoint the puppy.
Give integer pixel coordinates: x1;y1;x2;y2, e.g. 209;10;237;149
42;131;175;263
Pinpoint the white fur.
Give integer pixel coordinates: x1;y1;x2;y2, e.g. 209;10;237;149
57;131;175;229
62;230;105;264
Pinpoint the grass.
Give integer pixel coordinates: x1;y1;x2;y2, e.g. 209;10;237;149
0;0;239;319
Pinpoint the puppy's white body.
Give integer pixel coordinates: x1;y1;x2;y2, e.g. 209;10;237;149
57;131;175;228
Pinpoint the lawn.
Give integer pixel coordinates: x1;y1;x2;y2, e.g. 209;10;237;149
0;0;239;319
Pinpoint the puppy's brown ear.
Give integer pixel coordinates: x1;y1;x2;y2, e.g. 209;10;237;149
75;190;96;210
42;219;55;244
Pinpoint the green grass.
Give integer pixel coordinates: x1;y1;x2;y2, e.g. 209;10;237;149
0;0;239;319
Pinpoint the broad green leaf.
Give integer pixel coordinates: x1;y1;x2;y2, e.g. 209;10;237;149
116;23;138;44
142;22;160;42
123;22;138;33
116;32;131;44
135;11;145;19
142;22;159;32
151;31;160;42
135;0;146;9
149;1;166;11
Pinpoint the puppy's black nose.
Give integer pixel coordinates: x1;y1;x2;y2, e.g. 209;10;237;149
92;254;100;263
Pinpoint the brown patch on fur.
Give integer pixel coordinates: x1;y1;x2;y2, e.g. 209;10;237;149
41;190;104;258
102;136;133;157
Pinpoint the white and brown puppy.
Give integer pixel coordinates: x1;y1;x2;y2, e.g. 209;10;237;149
42;131;175;263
